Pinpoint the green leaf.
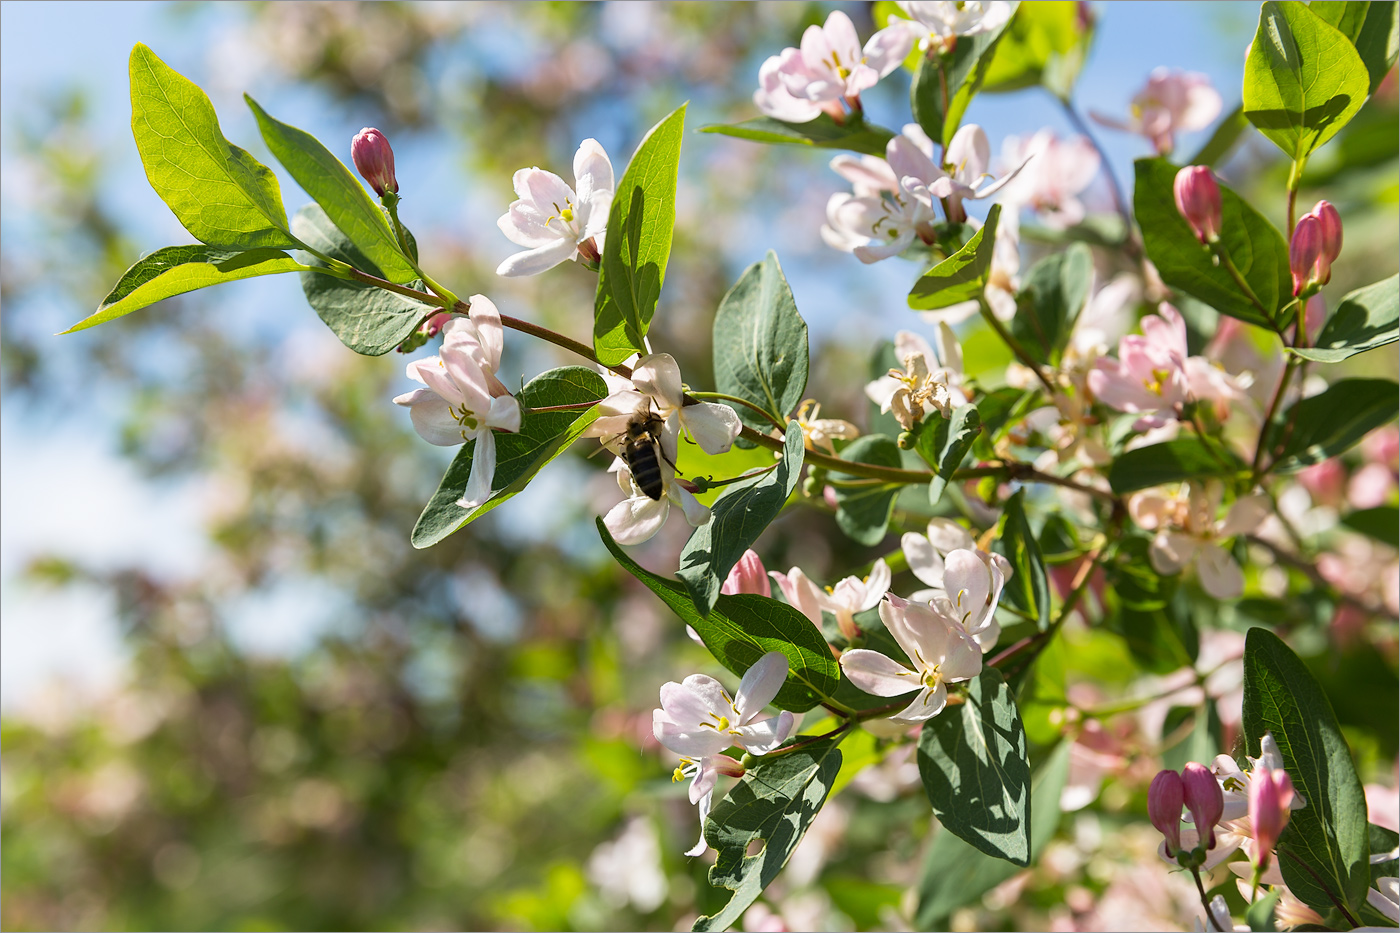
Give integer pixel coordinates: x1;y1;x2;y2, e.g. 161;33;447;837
1291;275;1399;362
1312;1;1400;95
1242;627;1370;915
245;95;415;284
1189;105;1252;167
677;425;804;616
981;1;1083;93
712;252;809;433
915;404;981;505
291;204;438;355
915;740;1071;929
1009;242;1092;365
1342;505;1400;547
698;114;894;158
593;104;685;366
693;736;843;932
1243;1;1370;162
599;519;839;712
65;245;306;333
128;44;296;250
1109;438;1242;494
908;203;1001;311
1272;378;1399;472
1134;158;1290;329
917;668;1032;865
912;7;1017;146
994;489;1050;630
832;434;903;546
1247;888;1283;932
412;367;607;547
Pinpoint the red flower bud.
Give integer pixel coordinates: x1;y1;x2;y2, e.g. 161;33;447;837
351;127;398;196
1311;199;1342;264
1149;769;1185;854
1182;761;1225;850
1248;768;1295;870
1174;166;1222;244
1290;213;1324;296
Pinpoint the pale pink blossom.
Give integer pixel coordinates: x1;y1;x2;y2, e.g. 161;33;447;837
864;327;966;430
999;130;1101;229
898;124;1030;220
819;559;892;640
496;139;613;276
1349;462;1396;509
1128;484;1269;599
753;10;911;123
894;1;1015;53
721;549;771;597
769;566;827;630
1091;68;1223;154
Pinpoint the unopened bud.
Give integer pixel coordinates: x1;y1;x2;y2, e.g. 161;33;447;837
897;430;917;450
1248;768;1295;870
352;127;398;197
1174;166;1222;244
1312;200;1342;264
1290;214;1324;297
1148;769;1185;855
715;754;747;779
721;549;771;598
1181;761;1224;850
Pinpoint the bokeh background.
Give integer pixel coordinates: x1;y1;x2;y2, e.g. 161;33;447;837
2;2;1395;931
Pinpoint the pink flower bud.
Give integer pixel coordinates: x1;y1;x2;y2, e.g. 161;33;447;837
1174;166;1222;243
1297;458;1347;506
1182;761;1225;850
351;127;398;196
423;311;453;338
714;754;747;778
1290;214;1324;296
1311;200;1342;264
1249;768;1295;869
1149;769;1185;854
721;549;772;598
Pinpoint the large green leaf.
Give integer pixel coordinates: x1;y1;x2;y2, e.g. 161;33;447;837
693;736;843;932
832;434;903;546
994;489;1050;630
1134;158;1290;329
1308;0;1399;95
65;245;306;333
915;740;1071;929
1243;1;1370;162
918;668;1032;865
698;115;894;158
908;203;1001;311
677;425;804;616
1272;378;1399;472
594;104;686;365
1242;628;1370;915
915;403;981;505
1109;437;1244;493
412;367;607;548
245;95;415;284
1009;242;1092;365
291;204;437;356
1292;275;1399;362
712;252;809;433
912;5;1017;146
599;519;839;712
981;1;1084;93
1341;505;1400;548
128;44;296;250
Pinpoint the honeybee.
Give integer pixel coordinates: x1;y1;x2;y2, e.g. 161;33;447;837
617;402;670;501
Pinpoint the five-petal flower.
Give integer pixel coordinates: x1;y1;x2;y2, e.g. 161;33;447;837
497;139;613;276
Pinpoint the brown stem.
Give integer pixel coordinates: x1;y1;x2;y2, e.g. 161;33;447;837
1250;356;1300;479
1190;865;1224;932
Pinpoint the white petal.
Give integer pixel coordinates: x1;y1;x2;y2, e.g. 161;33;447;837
839;648;921;697
673;484;712;528
891;683;947;724
685;788;713;857
1219;494;1270;537
604;494;669;545
689;761;719;805
458;428;496;509
572;138;614;201
632;353;686;412
859;559;892;611
486;393;521;433
655;721;731;759
399;393;468;447
495;238;577;277
903;532;946;588
735;651;789;720
927;517;975;553
679;401;743;454
734;711;795;755
942;549;992;622
463;295;504;371
1150;532;1197;575
1197;543;1244;600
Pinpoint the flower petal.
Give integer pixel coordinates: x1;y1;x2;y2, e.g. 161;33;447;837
464;295;504;372
685;788;714;857
486;393;522;433
839;648;921;697
903;532;946;588
679;401;743;455
734;711;795;755
735;651;789;720
397;392;467;447
1219;494;1270;537
1150;532;1197;575
859;559;892;611
632;353;686;412
891;683;947;724
604;494;669;545
573;138;614;202
458;427;496;509
1197;542;1244;599
496;238;577;277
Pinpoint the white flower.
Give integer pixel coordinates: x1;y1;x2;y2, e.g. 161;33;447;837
821;125;938;263
769;566;828;630
393;295;521;509
604;459;712;546
1368;876;1400;925
898;124;1030;218
793;399;860;454
1129;485;1270;599
496;138;613;276
998;129;1101;229
902;518;977;590
902;528;1011;653
839;595;983;724
895;1;1015;52
864;326;966;431
653;652;797;855
819;559;892;640
753;10;911;123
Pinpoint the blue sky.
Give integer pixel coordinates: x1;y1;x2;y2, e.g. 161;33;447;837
0;1;1263;707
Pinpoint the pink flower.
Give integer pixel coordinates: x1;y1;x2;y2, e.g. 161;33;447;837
721;550;771;597
1173;166;1222;244
1348;462;1395;510
1148;769;1185;855
753;10;911;123
1248;768;1295;870
998;130;1101;229
1183;761;1225;849
1290;201;1342;296
1090;68;1222;154
351;127;397;196
1297;458;1347;507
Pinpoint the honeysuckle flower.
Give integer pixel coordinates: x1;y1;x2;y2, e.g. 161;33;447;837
1211;734;1306;823
864;327;966;430
903;529;1011;652
1248;767;1294;869
1174;166;1223;244
721;549;771;597
496;138;613;276
1128;484;1269;599
839;595;982;724
902;518;976;591
792;399;860;454
820;559;892;640
1090;67;1222;154
998;129;1101;229
1182;761;1225;850
1148;769;1186;855
1369;877;1400;925
898;125;1030;221
351;127;397;196
653;652;797;855
393;296;521;509
769;566;827;629
894;1;1015;53
822;125;938;262
753;10;912;123
1290;200;1343;296
829;151;900;197
604;457;711;546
